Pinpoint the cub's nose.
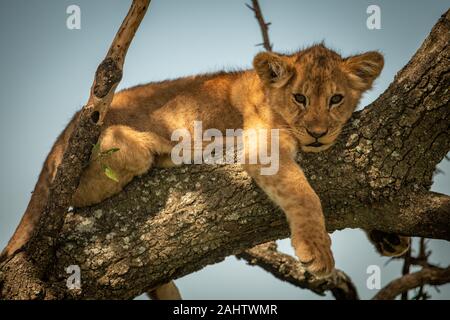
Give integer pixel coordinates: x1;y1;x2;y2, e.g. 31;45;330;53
306;128;328;139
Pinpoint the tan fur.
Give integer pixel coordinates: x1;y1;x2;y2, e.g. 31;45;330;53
366;230;410;257
2;44;386;295
148;282;182;300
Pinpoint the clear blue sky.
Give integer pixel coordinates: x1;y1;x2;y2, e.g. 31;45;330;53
0;0;449;299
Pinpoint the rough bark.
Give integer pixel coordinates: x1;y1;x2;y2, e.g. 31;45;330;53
0;9;449;300
237;242;358;300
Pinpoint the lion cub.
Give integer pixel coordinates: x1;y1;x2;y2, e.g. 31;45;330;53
4;44;403;299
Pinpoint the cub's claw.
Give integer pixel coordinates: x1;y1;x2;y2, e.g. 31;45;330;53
294;233;335;278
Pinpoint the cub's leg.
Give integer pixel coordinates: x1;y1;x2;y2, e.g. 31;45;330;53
244;153;334;277
366;230;410;257
73;125;169;207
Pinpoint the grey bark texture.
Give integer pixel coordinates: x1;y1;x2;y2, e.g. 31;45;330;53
0;9;449;300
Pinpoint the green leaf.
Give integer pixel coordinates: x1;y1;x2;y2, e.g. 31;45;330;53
101;147;120;156
102;164;119;182
92;142;101;158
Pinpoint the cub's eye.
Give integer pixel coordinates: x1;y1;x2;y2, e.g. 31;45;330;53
293;94;307;106
330;94;344;106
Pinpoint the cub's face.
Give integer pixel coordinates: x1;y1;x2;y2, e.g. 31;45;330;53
253;44;384;153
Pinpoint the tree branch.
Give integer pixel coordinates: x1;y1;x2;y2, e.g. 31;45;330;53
246;0;273;51
387;238;442;300
237;242;358;300
400;244;412;300
373;266;450;300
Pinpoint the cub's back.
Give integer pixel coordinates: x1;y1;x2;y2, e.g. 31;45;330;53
104;71;245;140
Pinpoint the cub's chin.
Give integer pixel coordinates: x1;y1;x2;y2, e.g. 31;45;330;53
301;143;333;153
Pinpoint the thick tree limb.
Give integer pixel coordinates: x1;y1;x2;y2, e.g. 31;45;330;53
236;242;358;300
1;9;449;300
373;266;450;300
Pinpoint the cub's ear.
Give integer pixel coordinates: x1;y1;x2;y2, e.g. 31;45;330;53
253;52;293;88
343;51;384;91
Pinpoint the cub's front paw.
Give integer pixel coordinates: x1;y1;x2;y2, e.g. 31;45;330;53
294;233;335;278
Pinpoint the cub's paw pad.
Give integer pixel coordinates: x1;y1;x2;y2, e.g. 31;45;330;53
368;230;410;257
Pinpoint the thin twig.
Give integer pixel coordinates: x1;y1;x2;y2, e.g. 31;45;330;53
246;0;273;51
400;244;412;300
379;238;443;300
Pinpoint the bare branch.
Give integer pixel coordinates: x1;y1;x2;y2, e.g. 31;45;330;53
400;246;412;300
247;0;273;51
237;242;358;300
392;237;436;300
87;0;151;122
373;266;450;300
